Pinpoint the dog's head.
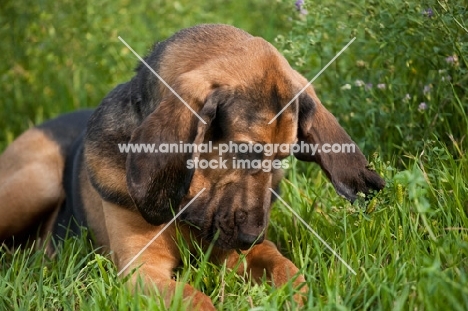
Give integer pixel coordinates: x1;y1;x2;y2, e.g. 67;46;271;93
125;25;385;250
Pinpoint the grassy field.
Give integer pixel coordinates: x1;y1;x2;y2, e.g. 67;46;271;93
1;0;467;310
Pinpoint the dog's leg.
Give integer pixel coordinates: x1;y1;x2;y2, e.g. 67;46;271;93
101;201;216;310
0;129;65;241
220;240;308;306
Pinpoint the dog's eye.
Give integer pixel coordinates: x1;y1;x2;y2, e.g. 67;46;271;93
236;150;263;161
228;141;264;161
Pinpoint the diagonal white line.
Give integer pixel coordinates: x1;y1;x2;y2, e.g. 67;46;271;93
118;36;207;124
269;188;357;275
268;37;356;124
117;188;206;276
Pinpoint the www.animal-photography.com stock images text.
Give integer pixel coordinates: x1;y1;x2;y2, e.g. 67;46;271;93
1;1;467;310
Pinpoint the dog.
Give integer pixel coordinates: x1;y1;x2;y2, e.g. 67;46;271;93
0;24;385;309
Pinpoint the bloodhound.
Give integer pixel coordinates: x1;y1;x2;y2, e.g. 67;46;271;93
0;24;385;309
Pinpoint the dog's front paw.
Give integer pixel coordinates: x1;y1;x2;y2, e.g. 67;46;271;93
270;262;308;307
231;241;308;308
185;291;217;311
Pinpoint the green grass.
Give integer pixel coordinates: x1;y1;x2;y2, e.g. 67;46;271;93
1;0;467;310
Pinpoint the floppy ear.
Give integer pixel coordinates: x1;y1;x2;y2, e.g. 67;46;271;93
294;92;385;202
125;94;218;225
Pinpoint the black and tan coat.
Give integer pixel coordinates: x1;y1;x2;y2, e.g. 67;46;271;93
0;24;385;310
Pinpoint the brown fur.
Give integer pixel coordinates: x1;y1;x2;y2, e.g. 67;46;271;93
0;129;65;242
0;24;385;309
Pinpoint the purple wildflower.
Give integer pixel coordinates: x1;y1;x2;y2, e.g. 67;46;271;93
423;85;431;95
295;0;304;10
365;83;373;91
377;83;386;90
423;8;434;18
295;0;308;15
418;102;428;111
445;55;458;66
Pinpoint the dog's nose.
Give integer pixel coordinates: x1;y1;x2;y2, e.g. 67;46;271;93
237;231;264;249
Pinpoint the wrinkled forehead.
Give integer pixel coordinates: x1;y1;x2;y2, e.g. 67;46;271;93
218;95;298;145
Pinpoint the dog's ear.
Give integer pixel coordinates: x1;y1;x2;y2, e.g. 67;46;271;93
125;93;218;225
294;91;385;202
